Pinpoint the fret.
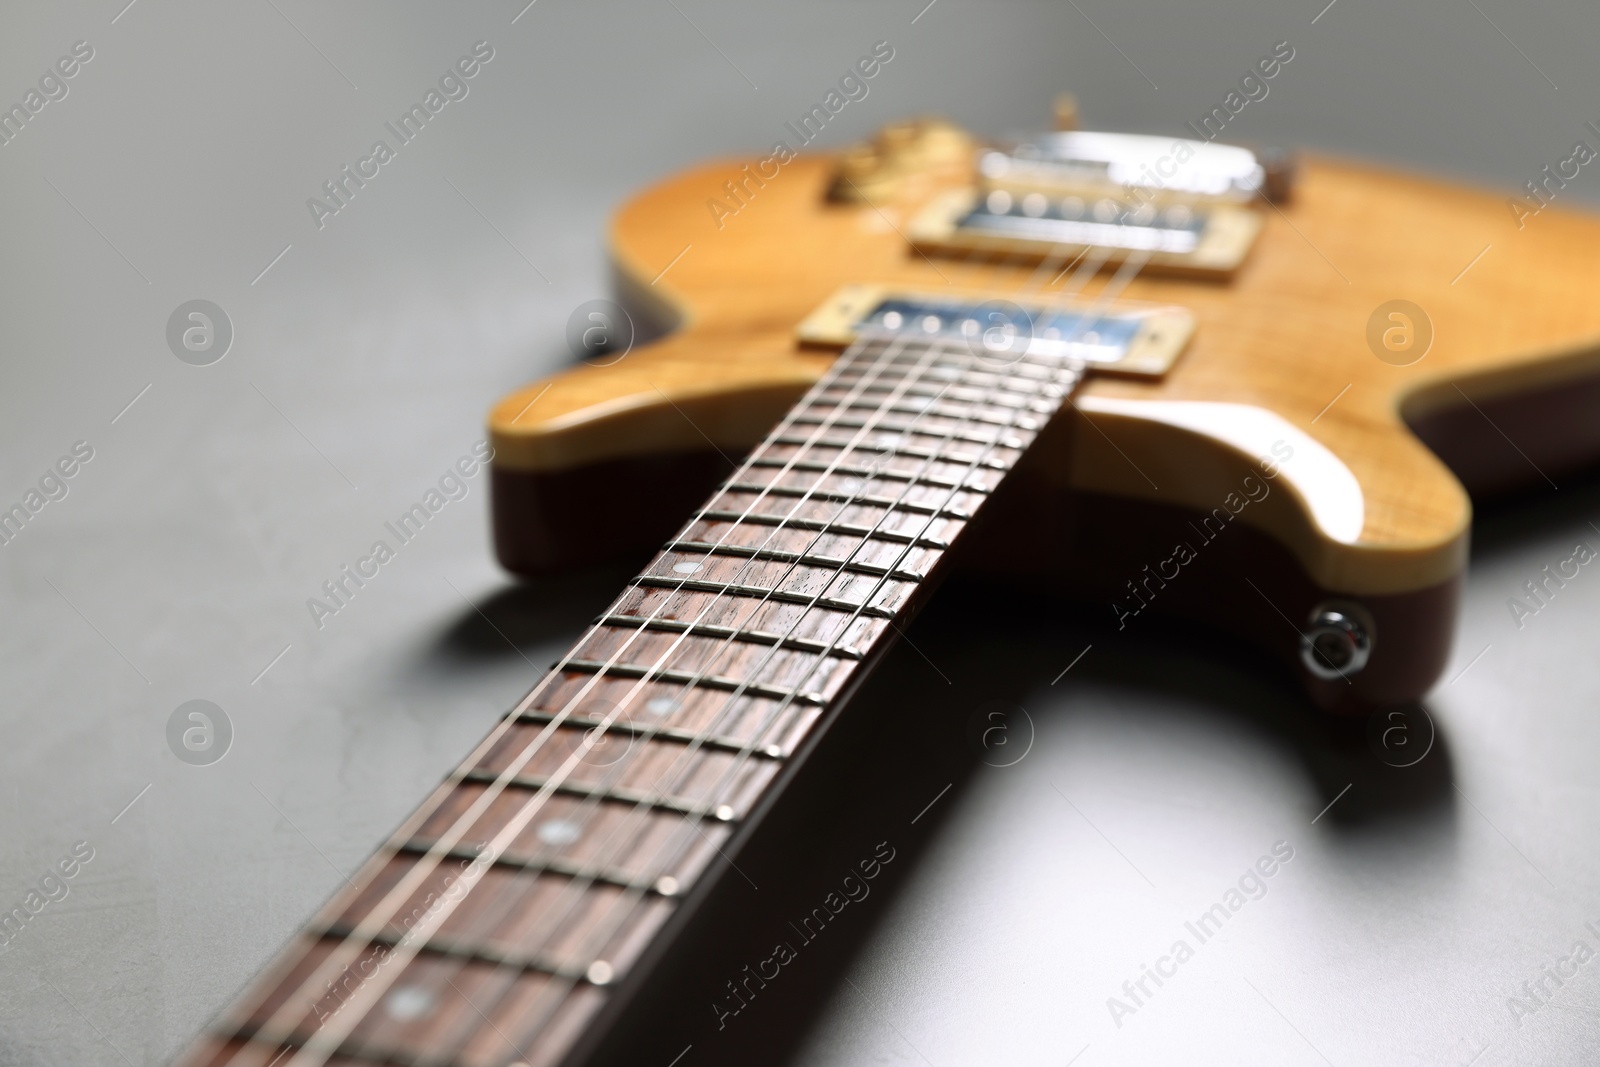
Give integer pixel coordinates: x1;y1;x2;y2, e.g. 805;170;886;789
320;921;594;985
756;449;1025;493
743;452;1011;481
457;769;737;820
316;851;481;943
516;709;788;759
403;785;733;904
716;480;976;517
695;509;953;550
662;539;929;584
702;493;967;545
786;410;1030;434
640;537;934;588
770;428;1029;459
809;391;1058;424
795;401;1044;432
814;373;1064;405
571;620;857;696
637;551;921;625
229;942;606;1067
525;670;826;757
558;659;831;706
673;516;919;572
400;960;597;1067
631;574;902;620
751;448;1017;479
609;585;885;659
766;430;1026;462
731;463;1002;503
770;426;1028;450
821;347;1069;379
319;867;674;983
394;838;676;896
821;371;1062;405
732;467;1005;509
803;372;983;397
472;722;783;818
593;611;868;660
771;460;1006;493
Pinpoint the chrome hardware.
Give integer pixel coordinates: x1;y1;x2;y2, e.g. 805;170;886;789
1300;602;1373;679
980;131;1269;202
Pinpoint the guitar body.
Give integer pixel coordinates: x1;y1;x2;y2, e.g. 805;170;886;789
490;145;1600;713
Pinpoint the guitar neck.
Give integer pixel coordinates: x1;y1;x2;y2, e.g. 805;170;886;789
183;329;1087;1067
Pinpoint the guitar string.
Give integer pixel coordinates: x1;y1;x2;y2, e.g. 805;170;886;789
461;238;1167;1059
229;183;1160;1063
416;339;1055;1063
380;335;1011;1067
397;334;977;1061
242;330;937;1063
447;339;1081;1065
408;340;991;1060
391;217;1114;1057
411;191;1164;1057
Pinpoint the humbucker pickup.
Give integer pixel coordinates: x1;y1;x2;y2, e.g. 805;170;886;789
907;185;1264;279
901;129;1283;278
795;283;1194;379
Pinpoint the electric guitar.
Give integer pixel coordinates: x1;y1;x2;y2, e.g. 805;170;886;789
178;108;1600;1067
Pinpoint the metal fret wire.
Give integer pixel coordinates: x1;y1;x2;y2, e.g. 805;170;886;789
419;341;1060;1064
228;230;1145;1064
241;331;934;1063
455;246;1161;1062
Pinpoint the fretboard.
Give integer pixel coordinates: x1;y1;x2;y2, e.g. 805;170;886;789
181;330;1087;1067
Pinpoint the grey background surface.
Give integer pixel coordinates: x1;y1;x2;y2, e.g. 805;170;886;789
1;1;1599;1064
